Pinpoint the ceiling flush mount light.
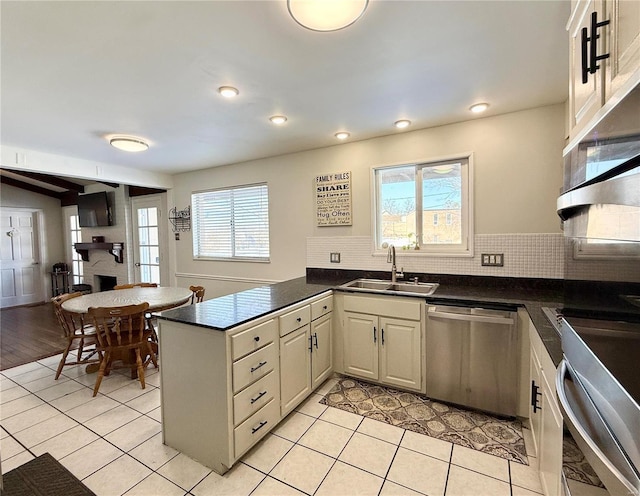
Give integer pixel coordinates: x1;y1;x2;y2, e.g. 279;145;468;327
218;86;239;98
335;132;350;140
109;136;149;152
394;119;411;129
288;0;369;32
269;115;288;125
469;102;489;114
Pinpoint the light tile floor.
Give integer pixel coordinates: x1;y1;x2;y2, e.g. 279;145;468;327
0;355;604;496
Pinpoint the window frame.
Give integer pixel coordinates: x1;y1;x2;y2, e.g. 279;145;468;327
192;183;271;262
371;153;474;257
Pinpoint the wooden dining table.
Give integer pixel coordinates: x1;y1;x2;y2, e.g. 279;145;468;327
61;286;192;375
61;286;193;314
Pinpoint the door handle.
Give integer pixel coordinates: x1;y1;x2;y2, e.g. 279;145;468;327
313;332;319;349
588;12;610;76
373;326;377;343
134;262;141;267
381;328;385;345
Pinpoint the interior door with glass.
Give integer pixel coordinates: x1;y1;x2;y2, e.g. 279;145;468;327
132;196;166;285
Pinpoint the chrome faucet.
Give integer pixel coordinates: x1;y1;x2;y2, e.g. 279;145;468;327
387;245;404;283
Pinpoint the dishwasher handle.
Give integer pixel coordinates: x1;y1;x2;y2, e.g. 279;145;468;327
427;307;514;325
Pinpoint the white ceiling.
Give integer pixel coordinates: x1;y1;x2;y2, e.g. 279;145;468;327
1;1;570;177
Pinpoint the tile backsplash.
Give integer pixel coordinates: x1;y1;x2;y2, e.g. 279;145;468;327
307;234;639;282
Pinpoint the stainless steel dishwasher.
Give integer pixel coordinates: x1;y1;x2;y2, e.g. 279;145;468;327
426;304;518;416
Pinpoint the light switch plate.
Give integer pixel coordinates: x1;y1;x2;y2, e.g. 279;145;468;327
330;252;341;263
481;253;504;266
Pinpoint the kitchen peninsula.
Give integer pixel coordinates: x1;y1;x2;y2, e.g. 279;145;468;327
155;270;639;482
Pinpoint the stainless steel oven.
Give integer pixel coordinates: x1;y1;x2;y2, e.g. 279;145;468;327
546;309;640;496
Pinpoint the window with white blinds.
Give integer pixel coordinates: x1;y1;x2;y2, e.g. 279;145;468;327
192;183;270;261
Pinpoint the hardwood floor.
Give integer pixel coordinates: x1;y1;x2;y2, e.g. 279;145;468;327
0;302;66;370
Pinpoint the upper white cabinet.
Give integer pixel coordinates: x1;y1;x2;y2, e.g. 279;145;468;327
342;294;423;393
567;0;640;142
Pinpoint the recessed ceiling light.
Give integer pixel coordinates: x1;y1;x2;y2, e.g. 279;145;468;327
269;115;288;125
394;120;411;129
218;86;239;98
335;132;350;140
288;0;369;32
109;136;149;152
469;102;489;114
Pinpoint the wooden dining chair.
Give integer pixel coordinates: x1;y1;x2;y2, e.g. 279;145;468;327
51;292;102;380
113;282;158;290
189;285;205;304
87;302;158;396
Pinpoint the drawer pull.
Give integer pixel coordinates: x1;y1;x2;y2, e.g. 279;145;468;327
323;305;327;310
254;336;260;342
250;390;268;404
251;420;268;434
250;361;268;373
296;317;302;322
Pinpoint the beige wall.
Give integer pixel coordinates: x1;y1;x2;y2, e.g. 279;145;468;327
171;104;565;284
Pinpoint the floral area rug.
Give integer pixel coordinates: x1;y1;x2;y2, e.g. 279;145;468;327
563;433;605;487
320;377;528;464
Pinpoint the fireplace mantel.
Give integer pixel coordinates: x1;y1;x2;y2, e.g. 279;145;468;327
74;242;124;264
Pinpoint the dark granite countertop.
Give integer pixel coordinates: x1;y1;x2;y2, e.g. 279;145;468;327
157;268;639;368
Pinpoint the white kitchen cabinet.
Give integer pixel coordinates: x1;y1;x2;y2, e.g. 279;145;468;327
604;0;640;100
280;295;333;416
311;312;333;390
342;294;423;393
529;319;563;496
160;291;332;475
280;324;312;415
568;0;605;139
567;0;640;142
160;317;279;475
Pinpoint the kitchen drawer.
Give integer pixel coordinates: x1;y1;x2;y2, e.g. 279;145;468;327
233;370;279;426
231;318;277;361
232;342;277;394
234;397;279;458
279;305;311;337
311;295;333;321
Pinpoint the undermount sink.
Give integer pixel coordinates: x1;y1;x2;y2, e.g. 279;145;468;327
339;278;439;296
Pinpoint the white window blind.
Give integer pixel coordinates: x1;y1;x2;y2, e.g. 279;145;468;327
192;184;270;261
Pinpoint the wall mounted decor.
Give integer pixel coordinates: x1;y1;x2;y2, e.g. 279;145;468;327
169;206;191;232
315;171;352;226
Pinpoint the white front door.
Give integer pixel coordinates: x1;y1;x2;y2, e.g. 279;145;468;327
0;209;42;307
132;196;167;285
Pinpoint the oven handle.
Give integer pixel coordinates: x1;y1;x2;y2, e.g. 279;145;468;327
556;360;639;496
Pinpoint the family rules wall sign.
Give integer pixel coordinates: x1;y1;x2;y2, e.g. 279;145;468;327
315;171;352;226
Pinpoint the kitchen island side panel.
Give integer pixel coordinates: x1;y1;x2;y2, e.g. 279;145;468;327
159;320;233;473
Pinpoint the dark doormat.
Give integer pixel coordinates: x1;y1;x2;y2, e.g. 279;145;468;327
1;452;96;496
321;377;528;464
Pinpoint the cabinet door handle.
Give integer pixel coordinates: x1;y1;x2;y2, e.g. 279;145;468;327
381;328;385;345
373;326;377;343
250;390;268;404
589;12;610;75
531;380;542;413
250;361;267;373
581;26;590;84
251;420;268;434
313;332;319;349
309;335;313;352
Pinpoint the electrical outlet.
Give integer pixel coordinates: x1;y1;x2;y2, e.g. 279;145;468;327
481;253;504;266
330;252;341;263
